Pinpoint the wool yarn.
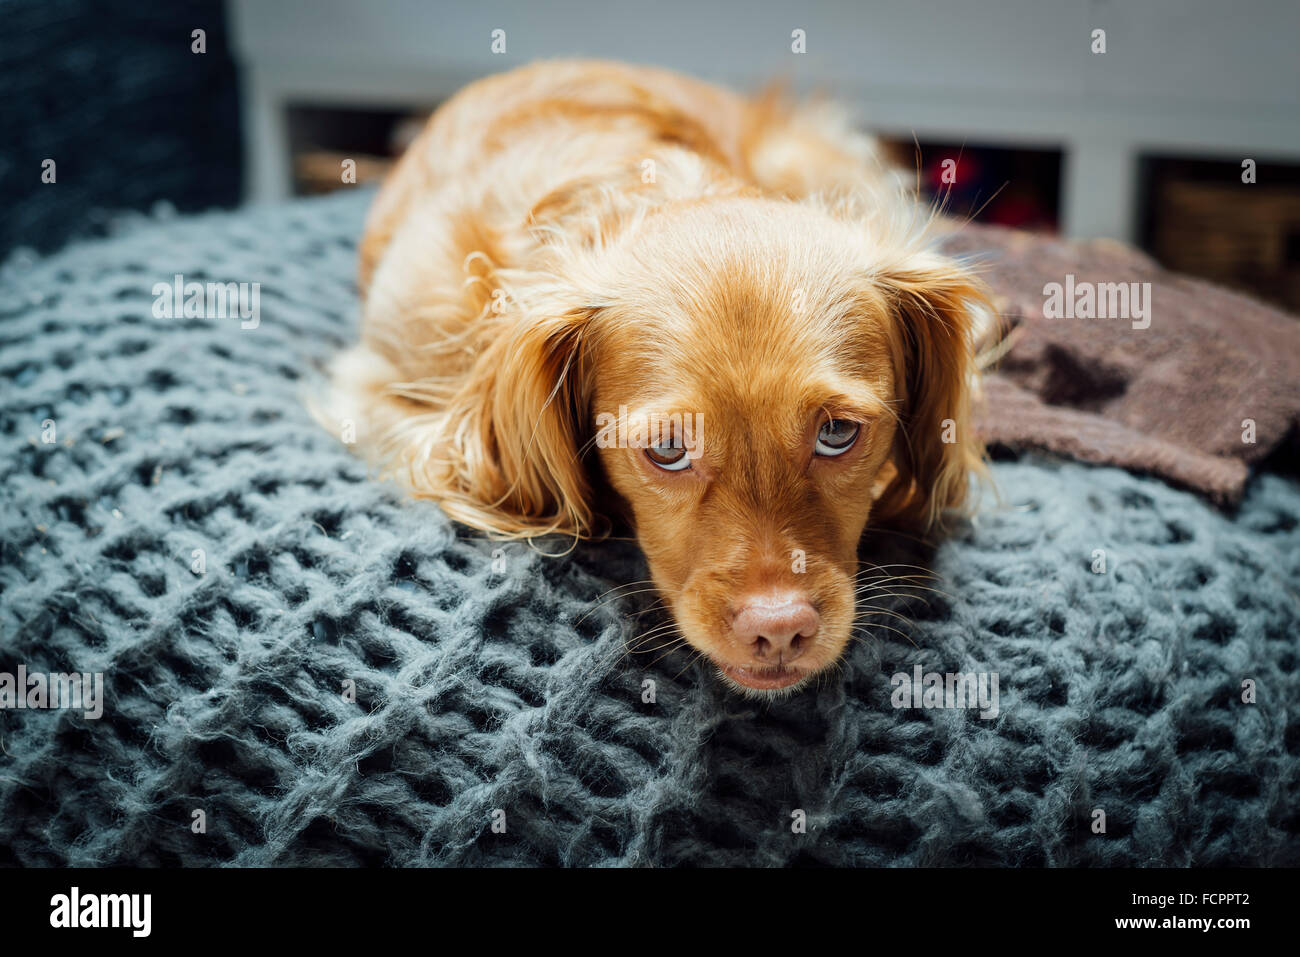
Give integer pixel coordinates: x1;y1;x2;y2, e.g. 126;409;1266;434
1;191;1297;865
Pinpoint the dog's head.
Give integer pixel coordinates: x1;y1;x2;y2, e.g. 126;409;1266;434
449;197;987;694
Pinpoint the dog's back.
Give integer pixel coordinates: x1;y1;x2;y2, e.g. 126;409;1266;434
334;61;899;433
358;60;892;294
323;60;948;540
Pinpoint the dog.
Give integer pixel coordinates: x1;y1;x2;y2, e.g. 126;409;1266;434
326;59;992;695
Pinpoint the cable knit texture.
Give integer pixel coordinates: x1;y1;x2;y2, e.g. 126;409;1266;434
1;191;1298;866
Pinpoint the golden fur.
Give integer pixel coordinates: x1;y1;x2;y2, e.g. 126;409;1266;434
325;59;991;694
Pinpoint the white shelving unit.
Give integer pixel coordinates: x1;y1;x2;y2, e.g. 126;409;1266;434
230;0;1300;243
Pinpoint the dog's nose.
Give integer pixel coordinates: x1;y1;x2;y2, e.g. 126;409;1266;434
732;595;819;662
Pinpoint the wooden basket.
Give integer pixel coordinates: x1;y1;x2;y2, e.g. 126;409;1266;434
1154;180;1300;312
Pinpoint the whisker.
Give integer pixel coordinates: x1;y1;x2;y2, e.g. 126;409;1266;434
628;600;669;620
611;623;681;665
854;584;954;604
582;579;657;607
646;638;692;670
852;619;920;649
575;585;661;624
624;623;681;652
852;604;918;628
855;585;954;610
637;636;689;657
672;648;708;682
853;561;945;578
853;573;947;589
853;568;943;583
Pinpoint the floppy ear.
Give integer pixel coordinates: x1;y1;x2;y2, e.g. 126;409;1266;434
870;253;991;530
381;299;601;542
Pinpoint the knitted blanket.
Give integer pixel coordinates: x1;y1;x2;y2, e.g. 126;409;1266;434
940;226;1300;505
1;191;1297;866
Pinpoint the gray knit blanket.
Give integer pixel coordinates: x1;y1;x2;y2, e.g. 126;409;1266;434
2;191;1298;866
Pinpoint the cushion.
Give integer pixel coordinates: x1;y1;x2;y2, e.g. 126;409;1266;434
942;225;1300;504
1;191;1297;865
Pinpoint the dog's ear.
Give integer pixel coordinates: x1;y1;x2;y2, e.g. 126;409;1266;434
384;296;601;542
461;302;599;539
870;252;990;529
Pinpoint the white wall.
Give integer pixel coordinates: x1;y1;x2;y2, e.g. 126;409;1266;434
229;0;1300;239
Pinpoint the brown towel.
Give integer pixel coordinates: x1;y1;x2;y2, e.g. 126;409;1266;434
938;225;1300;504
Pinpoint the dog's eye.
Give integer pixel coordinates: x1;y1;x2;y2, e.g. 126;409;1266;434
645;438;691;471
815;419;860;457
